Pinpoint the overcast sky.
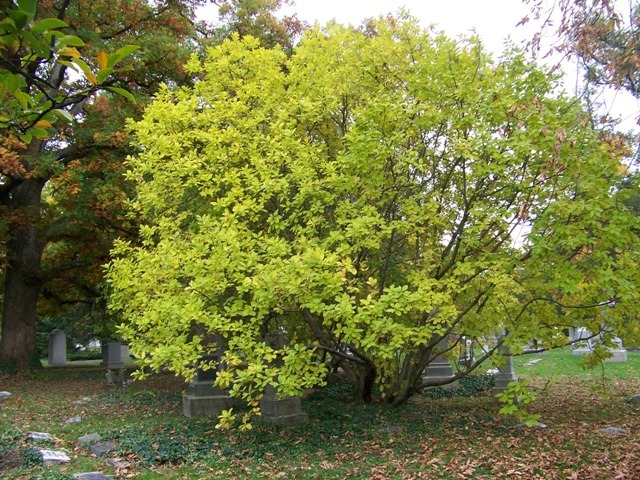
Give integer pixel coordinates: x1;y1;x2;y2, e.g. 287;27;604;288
198;0;638;130
279;0;535;55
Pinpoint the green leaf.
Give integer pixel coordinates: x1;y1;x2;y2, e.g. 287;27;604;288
107;45;140;68
51;108;74;122
31;18;69;36
17;0;38;17
7;9;31;30
57;34;85;47
106;86;136;103
96;67;113;85
30;127;49;139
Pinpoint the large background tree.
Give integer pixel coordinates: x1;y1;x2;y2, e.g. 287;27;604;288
107;16;640;419
0;0;304;372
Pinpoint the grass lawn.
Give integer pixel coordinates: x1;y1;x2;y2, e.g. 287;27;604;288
0;349;639;479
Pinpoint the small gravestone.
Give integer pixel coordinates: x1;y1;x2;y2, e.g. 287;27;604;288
0;391;11;402
516;423;548;429
89;441;118;457
630;394;640;404
259;330;308;427
73;473;112;480
523;358;543;366
107;458;132;469
28;432;53;441
66;416;82;424
598;427;627;435
48;329;67;366
40;450;70;466
73;397;91;405
78;433;101;447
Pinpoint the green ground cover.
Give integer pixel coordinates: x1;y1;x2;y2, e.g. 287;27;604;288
0;350;638;479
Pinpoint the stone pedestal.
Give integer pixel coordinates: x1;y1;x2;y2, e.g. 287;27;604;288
422;339;458;389
183;354;233;418
101;342;124;369
183;381;233;418
492;343;518;397
259;386;308;427
258;329;309;427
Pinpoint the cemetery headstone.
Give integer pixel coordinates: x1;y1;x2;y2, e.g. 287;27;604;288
0;391;11;402
571;328;627;362
66;416;82;423
630;394;640;404
259;329;308;427
40;450;70;466
183;349;233;418
597;427;627;435
48;329;67;366
72;473;112;480
101;343;124;369
120;344;131;363
422;338;458;389
107;458;132;469
28;432;53;441
89;441;118;457
101;342;127;386
492;337;518;397
78;433;102;447
523;358;543;367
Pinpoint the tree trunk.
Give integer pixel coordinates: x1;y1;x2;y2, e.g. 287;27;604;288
356;363;376;403
0;176;46;372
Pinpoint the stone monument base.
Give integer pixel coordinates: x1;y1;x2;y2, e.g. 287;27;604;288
260;387;308;427
182;382;233;418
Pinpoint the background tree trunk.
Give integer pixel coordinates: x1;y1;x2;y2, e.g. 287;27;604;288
0;176;46;372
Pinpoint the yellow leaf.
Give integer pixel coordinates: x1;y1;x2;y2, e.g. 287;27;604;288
35;120;52;128
97;50;108;70
86;71;98;86
58;47;81;58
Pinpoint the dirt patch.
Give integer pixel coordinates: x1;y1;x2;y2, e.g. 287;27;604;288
0;449;22;471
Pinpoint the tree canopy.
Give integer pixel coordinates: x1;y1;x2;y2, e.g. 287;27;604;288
107;16;640;420
0;0;303;372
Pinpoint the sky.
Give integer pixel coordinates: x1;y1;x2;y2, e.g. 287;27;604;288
279;0;535;55
199;0;639;130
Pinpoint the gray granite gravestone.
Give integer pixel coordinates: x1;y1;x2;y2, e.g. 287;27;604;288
0;391;11;402
48;329;67;366
28;432;53;441
422;338;458;389
40;450;70;466
78;433;101;447
89;441;118;457
183;352;233;418
73;472;112;480
259;329;308;427
492;339;518;397
571;328;627;362
101;343;124;369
